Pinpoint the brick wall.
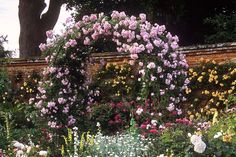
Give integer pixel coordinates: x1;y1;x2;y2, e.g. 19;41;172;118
1;42;236;84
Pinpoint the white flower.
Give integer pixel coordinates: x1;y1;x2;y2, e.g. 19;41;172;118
13;141;25;150
136;108;143;115
194;141;206;153
166;103;175;111
146;124;151;129
190;135;202;145
39;150;48;156
188;133;192;137
139;69;145;76
158;154;165;157
16;150;24;157
213;132;222;139
96;122;101;127
151;120;157;126
26;146;32;154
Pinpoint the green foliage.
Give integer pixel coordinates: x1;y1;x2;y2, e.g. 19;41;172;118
204;13;236;44
202;112;236;156
148;124;195;157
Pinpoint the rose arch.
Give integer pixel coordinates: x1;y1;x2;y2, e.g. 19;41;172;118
32;11;189;129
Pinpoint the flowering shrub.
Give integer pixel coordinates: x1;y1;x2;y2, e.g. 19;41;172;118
34;11;189;131
186;59;236;120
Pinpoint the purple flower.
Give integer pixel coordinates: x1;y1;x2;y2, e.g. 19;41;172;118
68;115;76;126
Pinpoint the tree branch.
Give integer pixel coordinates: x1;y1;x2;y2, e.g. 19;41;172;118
41;0;64;30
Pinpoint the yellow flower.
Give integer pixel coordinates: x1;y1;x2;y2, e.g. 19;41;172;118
228;90;233;94
223;75;230;80
189;68;194;73
185;88;192;94
223;134;232;143
209;98;214;103
189;115;195;121
197;76;203;82
220;83;224;87
193;72;198;77
23;82;27;86
203;90;210;95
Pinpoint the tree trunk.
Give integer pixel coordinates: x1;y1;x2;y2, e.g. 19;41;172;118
19;0;63;58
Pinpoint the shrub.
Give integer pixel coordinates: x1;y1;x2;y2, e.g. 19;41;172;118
185;59;236;121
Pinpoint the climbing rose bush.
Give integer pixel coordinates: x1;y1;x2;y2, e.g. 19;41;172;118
33;11;189;129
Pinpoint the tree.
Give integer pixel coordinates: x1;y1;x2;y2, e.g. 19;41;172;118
18;0;64;58
67;0;236;45
204;13;236;44
0;35;11;58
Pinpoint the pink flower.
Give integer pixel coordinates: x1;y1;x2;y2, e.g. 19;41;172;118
139;62;144;67
136;107;143;115
68;39;77;47
61;79;68;85
58;98;66;104
111;11;119;19
46;30;53;39
167;103;175;111
139;69;145;76
147;62;156;69
36;100;43;108
153;39;162;47
171;41;179;50
139;13;146;22
63;106;69;113
82;15;90;22
130;53;138;60
140;124;147;129
68;115;76;126
90;14;97;21
84;37;91;45
149;129;158;134
150;75;157;81
47;101;56;108
145;43;154;52
103;21;112;30
39;43;47;51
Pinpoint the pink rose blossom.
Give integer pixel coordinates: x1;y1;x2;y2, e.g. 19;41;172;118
139;13;146;22
147;62;156;69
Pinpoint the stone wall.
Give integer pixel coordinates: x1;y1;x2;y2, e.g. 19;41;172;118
1;42;236;84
